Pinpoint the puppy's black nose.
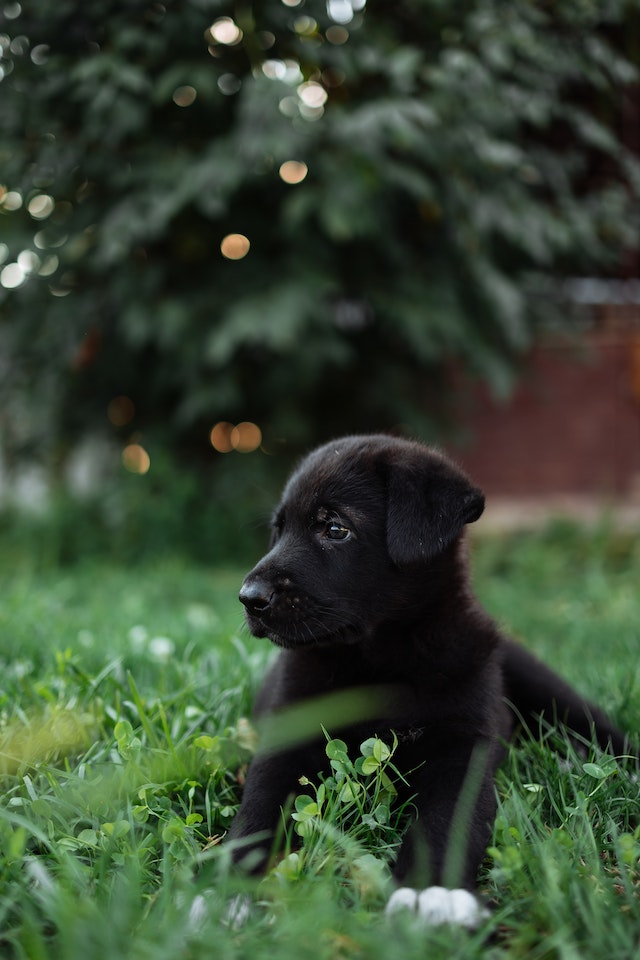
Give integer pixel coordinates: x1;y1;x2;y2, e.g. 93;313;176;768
239;579;273;615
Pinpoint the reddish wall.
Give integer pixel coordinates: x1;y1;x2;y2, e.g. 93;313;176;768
447;325;640;500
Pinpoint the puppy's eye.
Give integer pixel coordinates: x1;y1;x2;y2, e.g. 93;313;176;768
325;522;351;541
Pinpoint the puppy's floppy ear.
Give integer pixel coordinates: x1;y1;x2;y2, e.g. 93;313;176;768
386;451;484;565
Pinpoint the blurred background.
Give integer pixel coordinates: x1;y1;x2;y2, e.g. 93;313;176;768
1;0;639;564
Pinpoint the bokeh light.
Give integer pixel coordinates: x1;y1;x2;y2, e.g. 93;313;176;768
30;44;49;65
1;190;23;211
279;160;308;184
27;194;55;219
34;228;67;250
218;74;241;95
258;32;276;49
262;59;287;80
231;422;262;453
327;0;353;23
38;254;58;277
210;421;235;453
326;26;349;44
221;233;250;260
210;421;262;453
262;59;303;84
322;68;346;88
208;17;243;45
107;395;135;427
297;81;327;109
327;0;367;20
17;250;40;275
0;263;25;289
122;444;150;475
173;85;197;107
294;16;318;36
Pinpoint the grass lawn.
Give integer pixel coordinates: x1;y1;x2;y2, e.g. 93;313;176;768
0;525;638;959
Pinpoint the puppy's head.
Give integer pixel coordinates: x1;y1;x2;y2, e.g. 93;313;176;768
239;435;484;648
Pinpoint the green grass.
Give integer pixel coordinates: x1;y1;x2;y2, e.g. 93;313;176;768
0;526;638;960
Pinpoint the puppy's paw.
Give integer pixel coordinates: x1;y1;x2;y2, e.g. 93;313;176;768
186;890;252;932
188;890;213;931
385;887;420;915
417;886;488;928
221;893;252;929
386;886;488;929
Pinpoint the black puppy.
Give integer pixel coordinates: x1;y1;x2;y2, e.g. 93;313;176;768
229;434;629;927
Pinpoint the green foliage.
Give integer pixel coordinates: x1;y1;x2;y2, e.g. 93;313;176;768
1;0;638;463
0;530;638;957
0;446;278;566
488;736;640;955
289;733;404;849
261;734;407;907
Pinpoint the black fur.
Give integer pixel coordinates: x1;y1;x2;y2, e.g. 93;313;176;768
228;434;631;898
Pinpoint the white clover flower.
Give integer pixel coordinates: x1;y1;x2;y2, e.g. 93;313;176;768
148;636;175;661
128;625;148;652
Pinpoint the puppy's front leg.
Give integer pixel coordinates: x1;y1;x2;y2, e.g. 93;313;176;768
190;751;296;932
387;741;499;928
227;749;305;873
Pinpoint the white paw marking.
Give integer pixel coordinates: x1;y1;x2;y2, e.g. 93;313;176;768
222;893;252;929
386;886;488;929
385;887;419;914
187;891;252;932
188;892;210;930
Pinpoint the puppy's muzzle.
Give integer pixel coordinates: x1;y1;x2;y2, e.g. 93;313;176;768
239;578;273;616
